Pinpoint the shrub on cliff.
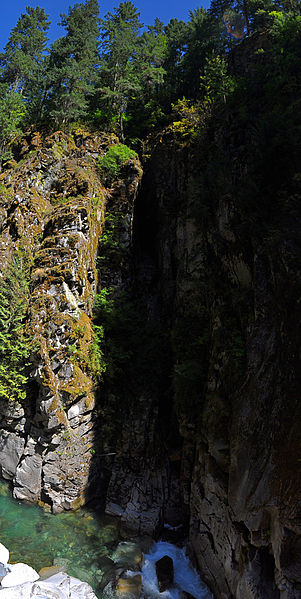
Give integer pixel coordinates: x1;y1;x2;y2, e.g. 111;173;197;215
97;144;138;185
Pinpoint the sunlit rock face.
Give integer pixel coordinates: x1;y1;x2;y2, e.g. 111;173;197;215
0;130;142;513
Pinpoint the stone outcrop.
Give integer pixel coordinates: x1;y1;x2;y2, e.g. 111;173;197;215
0;542;97;598
0;130;142;513
131;126;300;599
0;572;98;598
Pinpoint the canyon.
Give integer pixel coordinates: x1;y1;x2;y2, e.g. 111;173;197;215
0;118;300;599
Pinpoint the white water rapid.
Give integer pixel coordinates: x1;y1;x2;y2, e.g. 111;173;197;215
140;541;213;599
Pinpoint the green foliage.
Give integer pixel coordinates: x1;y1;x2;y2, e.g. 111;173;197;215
96;2;143;140
93;287;169;391
0;0;298;138
97;144;137;184
0;256;31;401
89;324;107;378
93;288;135;382
0;6;50;127
200;52;234;107
0;88;25;162
171;98;200;136
46;0;99;128
0;6;50;95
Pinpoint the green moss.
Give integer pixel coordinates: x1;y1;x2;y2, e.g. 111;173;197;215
97;144;138;185
67;312;106;381
51;139;69;160
0;183;13;200
60;364;93;399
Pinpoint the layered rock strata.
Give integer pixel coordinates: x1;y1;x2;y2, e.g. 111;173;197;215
0;131;142;513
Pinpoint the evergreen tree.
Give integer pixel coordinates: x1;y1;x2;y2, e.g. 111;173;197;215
0;257;31;402
160;18;188;106
0;6;50;95
200;51;234;107
46;0;100;128
209;0;252;34
0;84;25;163
181;9;224;98
0;6;50;128
98;1;143;140
123;18;167;139
137;18;167;97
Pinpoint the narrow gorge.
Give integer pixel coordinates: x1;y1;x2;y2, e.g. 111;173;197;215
0;19;300;599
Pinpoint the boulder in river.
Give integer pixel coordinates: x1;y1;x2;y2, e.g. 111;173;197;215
1;563;39;587
0;572;98;598
155;555;174;591
111;541;142;570
0;543;9;566
116;574;142;597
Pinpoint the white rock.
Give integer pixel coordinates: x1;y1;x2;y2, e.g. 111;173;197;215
62;282;78;310
1;563;39;587
0;543;9;565
67;404;80;420
0;572;98;598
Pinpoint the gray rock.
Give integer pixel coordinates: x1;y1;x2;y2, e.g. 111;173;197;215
0;432;25;480
13;454;42;502
105;502;124;517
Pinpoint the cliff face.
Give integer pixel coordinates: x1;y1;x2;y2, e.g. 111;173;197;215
132;124;300;599
0;86;299;599
0;130;142;513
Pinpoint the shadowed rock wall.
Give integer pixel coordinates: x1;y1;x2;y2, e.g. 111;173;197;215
134;126;300;599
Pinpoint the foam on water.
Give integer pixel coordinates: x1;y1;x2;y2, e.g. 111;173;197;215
142;541;213;599
0;480;214;599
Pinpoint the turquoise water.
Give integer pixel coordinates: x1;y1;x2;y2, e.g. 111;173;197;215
0;481;213;599
0;479;121;597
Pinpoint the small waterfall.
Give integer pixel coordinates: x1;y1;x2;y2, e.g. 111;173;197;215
141;541;213;599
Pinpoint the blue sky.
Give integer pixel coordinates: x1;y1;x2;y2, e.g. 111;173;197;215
1;0;211;51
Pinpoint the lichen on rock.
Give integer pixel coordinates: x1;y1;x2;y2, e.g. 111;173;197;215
0;130;142;513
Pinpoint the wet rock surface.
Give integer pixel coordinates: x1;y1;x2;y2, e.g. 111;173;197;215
155;555;174;592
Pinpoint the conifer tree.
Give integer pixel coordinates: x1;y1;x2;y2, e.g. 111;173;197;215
159;18;188;107
0;6;50;129
98;2;143;140
0;257;30;402
46;0;100;128
181;9;224;98
136;18;167;98
124;18;167;139
0;6;50;95
0;84;25;162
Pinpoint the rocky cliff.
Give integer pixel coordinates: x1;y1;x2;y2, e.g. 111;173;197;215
0;130;142;513
0;74;299;599
127;114;300;599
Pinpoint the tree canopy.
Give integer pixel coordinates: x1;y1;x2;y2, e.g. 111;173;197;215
0;0;299;151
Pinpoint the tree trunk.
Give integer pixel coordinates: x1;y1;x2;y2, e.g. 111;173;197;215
120;108;124;143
